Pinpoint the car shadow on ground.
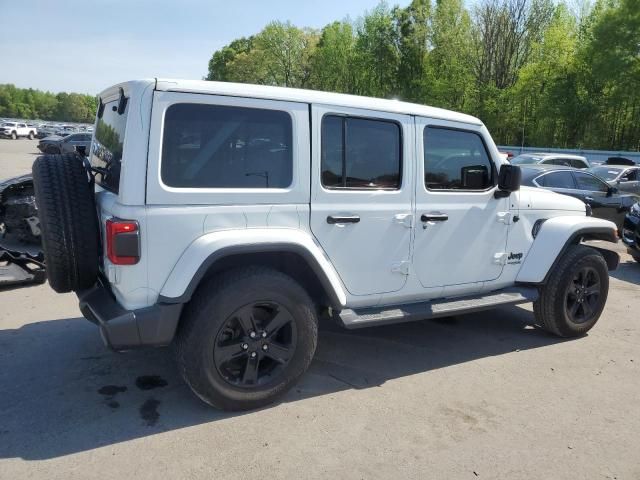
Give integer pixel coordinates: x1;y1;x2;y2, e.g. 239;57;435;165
0;305;567;460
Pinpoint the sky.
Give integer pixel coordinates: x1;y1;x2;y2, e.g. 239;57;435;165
0;0;410;95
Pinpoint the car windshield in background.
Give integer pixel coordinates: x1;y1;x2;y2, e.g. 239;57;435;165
511;154;543;165
90;99;128;193
590;166;622;181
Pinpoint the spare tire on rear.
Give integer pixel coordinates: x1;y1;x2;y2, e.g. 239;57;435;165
32;153;99;293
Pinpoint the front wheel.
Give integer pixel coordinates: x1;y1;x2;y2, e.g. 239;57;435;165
533;245;609;337
28;132;34;140
11;131;17;140
175;267;318;411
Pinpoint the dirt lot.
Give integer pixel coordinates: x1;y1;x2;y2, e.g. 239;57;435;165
1;139;639;479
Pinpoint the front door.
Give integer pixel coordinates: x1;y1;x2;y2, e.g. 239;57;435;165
412;119;509;291
310;105;413;296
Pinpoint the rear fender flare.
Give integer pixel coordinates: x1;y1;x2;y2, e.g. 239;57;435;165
158;228;347;309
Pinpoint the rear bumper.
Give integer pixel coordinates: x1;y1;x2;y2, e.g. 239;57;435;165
77;282;182;351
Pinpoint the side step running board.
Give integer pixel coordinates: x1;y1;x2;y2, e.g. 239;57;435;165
337;287;538;329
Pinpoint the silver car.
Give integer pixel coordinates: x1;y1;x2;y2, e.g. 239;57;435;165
590;165;640;195
37;132;92;155
510;153;591;169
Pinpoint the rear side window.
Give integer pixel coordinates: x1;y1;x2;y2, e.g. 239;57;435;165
91;99;128;193
161;103;292;189
424;127;494;190
321;115;401;189
538;171;575;189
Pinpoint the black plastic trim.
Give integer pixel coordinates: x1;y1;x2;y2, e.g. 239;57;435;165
77;282;182;351
157;243;343;309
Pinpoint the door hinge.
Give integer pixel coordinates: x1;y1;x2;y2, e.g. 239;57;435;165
493;252;508;265
497;212;513;224
391;260;411;275
394;213;413;228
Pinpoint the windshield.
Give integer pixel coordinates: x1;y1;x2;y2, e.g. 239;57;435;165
2;122;16;127
90;98;128;193
511;154;543;165
590;166;622;181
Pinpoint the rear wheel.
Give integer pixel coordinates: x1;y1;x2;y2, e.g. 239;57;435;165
28;132;34;140
45;146;60;154
176;267;318;411
534;245;609;337
11;131;17;140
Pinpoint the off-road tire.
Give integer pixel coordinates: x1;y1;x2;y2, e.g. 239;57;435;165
32;153;99;292
533;244;608;337
175;267;318;411
45;146;60;154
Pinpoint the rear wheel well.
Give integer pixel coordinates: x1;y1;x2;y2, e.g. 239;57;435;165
194;251;334;313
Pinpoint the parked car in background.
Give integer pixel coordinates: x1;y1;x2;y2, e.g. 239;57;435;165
37;132;92;155
521;165;639;232
589;165;640;195
622;202;640;263
511;153;591;169
0;122;37;140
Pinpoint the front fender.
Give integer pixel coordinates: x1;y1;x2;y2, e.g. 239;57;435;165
516;216;618;284
158;228;347;308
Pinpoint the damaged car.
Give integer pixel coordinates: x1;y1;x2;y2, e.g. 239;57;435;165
0;174;46;287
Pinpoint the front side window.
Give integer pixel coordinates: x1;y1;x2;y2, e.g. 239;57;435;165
424;127;494;190
321;115;401;189
622;169;638;181
162;103;292;189
574;172;609;192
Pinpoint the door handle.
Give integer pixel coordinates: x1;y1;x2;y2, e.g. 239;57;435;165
584;196;594;203
327;215;360;224
421;213;449;222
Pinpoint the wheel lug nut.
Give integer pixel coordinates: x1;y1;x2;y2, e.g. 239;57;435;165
250;351;257;358
262;331;267;338
249;331;256;339
262;344;268;351
241;343;248;350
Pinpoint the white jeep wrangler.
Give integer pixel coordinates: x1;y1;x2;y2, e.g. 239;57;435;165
32;79;619;411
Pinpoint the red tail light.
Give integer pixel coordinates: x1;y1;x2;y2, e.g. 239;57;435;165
106;219;140;265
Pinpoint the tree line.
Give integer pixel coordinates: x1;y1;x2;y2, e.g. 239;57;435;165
0;84;96;124
206;0;640;151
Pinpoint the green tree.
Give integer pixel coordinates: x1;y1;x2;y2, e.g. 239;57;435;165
309;21;357;93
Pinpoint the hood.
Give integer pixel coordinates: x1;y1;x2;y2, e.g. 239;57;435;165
516;186;586;213
40;135;63;142
0;174;33;194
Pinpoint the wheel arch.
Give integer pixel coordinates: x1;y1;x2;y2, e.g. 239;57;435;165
516;216;619;285
158;230;347;311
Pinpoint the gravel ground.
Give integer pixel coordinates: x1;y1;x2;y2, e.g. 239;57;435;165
1;139;639;479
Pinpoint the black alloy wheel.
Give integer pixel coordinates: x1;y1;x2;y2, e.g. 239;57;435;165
565;266;602;324
214;301;296;388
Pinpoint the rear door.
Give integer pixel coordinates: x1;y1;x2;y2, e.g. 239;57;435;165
310;105;413;296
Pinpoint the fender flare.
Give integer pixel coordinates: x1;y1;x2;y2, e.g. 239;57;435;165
516;216;618;284
157;229;347;309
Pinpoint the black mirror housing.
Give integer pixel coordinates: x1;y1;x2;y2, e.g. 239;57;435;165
495;164;521;198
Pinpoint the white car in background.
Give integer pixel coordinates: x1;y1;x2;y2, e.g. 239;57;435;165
510;153;590;169
0;122;37;140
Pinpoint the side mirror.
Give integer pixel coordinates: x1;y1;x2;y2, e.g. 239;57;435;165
607;186;617;196
495;163;521;198
461;165;489;189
